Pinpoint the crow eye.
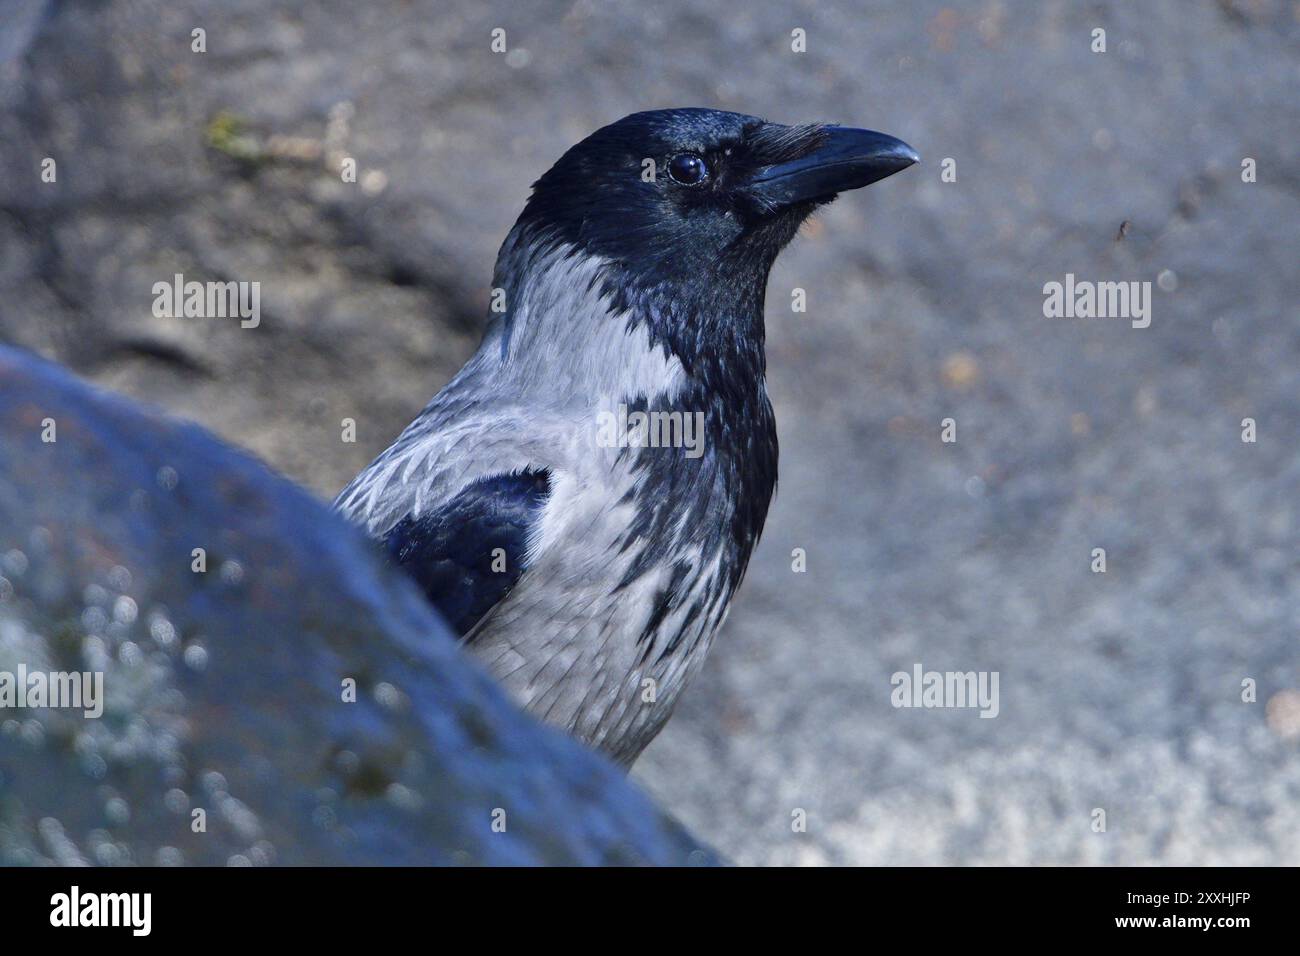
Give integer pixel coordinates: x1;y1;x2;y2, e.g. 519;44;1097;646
667;153;708;186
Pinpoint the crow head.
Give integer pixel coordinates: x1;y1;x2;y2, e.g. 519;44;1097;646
487;108;916;392
512;108;917;293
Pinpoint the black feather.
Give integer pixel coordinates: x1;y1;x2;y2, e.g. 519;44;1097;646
383;469;551;636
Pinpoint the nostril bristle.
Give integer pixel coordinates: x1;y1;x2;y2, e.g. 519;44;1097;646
747;122;830;164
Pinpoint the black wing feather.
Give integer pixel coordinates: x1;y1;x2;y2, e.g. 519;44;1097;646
382;469;551;637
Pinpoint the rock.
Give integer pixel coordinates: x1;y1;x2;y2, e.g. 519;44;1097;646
0;346;714;866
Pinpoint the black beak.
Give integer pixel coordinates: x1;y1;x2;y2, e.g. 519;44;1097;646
747;126;919;208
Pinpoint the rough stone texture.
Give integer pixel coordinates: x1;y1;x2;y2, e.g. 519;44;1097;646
0;0;1297;864
0;347;715;865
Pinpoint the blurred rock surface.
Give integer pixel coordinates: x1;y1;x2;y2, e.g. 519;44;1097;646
0;346;714;865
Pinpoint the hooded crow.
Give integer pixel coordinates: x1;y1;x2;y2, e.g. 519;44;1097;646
335;108;917;766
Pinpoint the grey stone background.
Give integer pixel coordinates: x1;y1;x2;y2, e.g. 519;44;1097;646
1;0;1297;864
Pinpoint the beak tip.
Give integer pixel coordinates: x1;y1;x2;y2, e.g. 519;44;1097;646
875;141;919;183
885;138;920;170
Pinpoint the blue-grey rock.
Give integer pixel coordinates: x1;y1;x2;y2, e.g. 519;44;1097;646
0;346;715;865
